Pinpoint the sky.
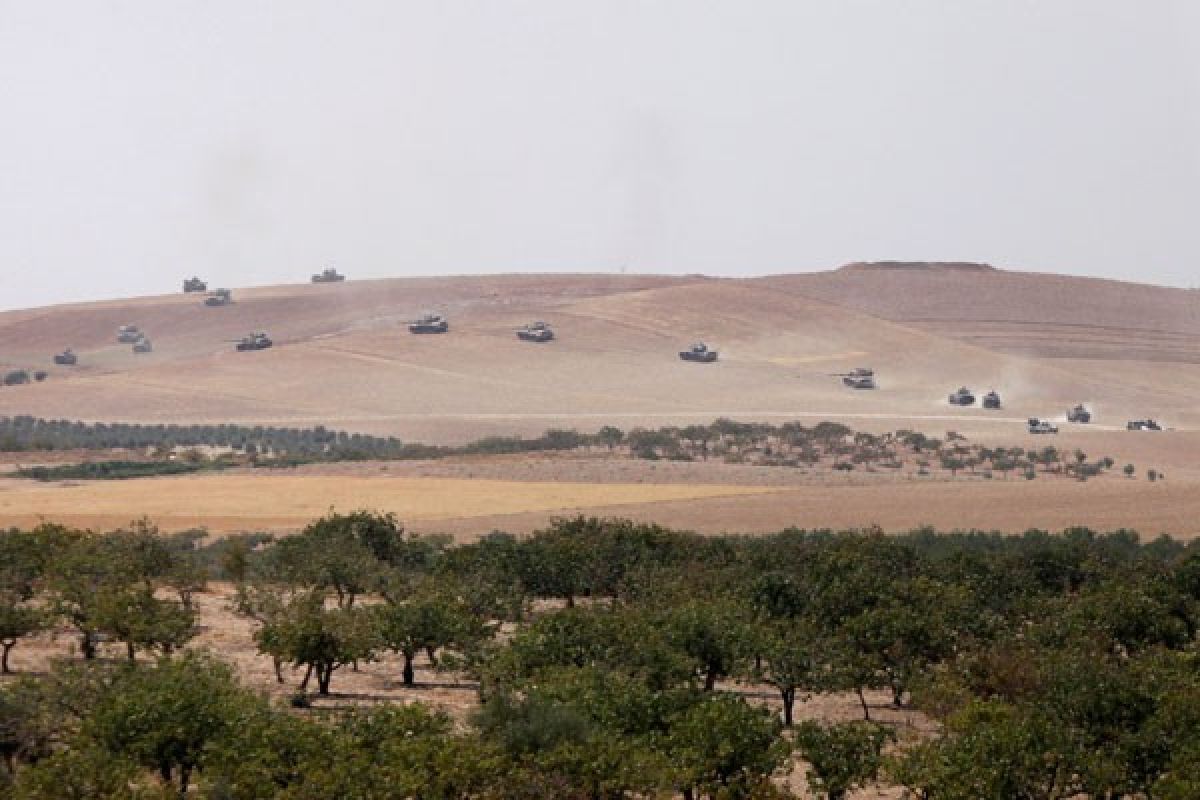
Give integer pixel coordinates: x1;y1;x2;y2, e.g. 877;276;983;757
2;1;1199;310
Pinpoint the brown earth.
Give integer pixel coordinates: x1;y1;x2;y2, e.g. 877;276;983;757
0;265;1197;537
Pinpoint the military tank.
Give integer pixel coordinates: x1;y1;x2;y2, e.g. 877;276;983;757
1067;404;1092;424
948;387;975;406
679;343;718;363
116;325;142;343
234;332;273;351
205;288;233;307
132;338;153;354
982;391;1002;409
53;348;78;366
516;321;554;342
838;367;876;389
183;276;207;293
1127;419;1162;432
1028;417;1058;434
311;267;345;283
408;313;449;334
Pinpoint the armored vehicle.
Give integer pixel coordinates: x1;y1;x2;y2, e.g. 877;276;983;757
1127;419;1162;432
116;325;142;343
982;391;1002;409
408;313;449;334
183;276;207;293
948;387;975;406
1067;404;1092;424
234;332;273;351
53;348;78;366
132;338;153;354
839;368;876;389
205;288;232;307
1027;417;1058;434
679;343;718;363
311;267;345;283
516;321;554;342
3;370;30;386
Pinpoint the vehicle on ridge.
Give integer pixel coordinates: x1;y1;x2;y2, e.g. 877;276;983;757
516;321;554;342
679;343;718;363
408;313;449;334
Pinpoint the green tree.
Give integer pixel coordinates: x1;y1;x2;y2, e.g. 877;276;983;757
254;594;378;695
84;652;257;795
663;599;756;691
794;720;891;800
667;693;789;800
376;581;486;686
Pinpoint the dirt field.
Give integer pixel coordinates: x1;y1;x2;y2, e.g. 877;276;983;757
2;449;1196;539
0;266;1197;539
1;269;1197;444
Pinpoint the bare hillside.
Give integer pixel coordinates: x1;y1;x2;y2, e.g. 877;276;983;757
758;263;1200;362
1;270;1197;442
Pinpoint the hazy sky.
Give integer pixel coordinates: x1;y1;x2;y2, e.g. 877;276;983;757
2;1;1199;310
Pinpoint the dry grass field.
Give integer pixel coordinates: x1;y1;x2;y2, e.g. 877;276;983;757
1;264;1197;538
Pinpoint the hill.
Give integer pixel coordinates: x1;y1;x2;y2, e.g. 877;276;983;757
1;267;1198;444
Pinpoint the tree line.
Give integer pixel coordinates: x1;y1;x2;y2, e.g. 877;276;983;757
2;514;1199;798
3;415;1150;484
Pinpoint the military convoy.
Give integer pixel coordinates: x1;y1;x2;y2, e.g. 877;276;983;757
839;368;876;389
1027;417;1058;434
408;313;449;334
1067;404;1092;424
183;277;207;293
982;391;1002;409
679;343;718;363
234;332;273;352
516;321;554;342
312;267;345;283
53;349;77;366
948;387;976;406
205;288;233;307
1127;419;1162;432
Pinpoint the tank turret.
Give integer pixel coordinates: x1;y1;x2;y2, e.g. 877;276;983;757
516;321;554;342
204;288;232;307
1066;404;1092;424
234;332;273;351
679;342;718;363
948;387;976;406
837;367;876;389
408;313;449;334
311;267;345;283
116;325;142;343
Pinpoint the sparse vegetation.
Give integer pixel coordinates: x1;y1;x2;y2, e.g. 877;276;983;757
2;514;1200;797
3;415;1133;486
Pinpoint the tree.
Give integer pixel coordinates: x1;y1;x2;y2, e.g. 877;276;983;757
84;652;257;795
663;599;755;691
756;622;821;726
376;582;485;686
794;720;891;800
92;587;195;661
667;693;789;799
0;597;46;674
255;594;378;695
